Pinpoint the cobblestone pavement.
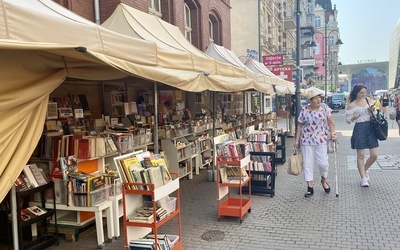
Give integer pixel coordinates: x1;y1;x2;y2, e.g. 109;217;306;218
40;109;400;250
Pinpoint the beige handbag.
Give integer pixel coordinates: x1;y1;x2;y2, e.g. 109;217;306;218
389;111;396;120
287;149;303;176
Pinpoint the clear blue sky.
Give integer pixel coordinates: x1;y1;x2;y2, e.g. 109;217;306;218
334;0;400;65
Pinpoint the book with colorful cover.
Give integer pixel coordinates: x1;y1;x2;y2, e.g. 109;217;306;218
27;206;47;216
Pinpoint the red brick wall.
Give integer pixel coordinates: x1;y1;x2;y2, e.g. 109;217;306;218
54;0;231;51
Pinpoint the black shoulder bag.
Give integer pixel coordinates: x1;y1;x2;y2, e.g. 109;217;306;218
366;98;388;141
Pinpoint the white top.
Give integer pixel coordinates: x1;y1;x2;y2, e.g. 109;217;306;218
345;104;371;124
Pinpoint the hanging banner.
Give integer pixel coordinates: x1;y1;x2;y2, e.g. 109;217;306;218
263;54;284;66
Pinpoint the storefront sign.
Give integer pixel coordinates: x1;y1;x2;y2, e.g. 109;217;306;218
300;59;315;66
271;66;293;81
263;54;284;66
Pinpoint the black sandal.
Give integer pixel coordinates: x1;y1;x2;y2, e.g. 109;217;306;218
304;186;314;197
321;180;331;193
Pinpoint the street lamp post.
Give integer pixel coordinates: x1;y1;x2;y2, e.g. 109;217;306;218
295;0;301;137
315;25;342;100
324;18;328;100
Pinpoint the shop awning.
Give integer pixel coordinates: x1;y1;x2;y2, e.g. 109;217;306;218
205;43;276;94
101;3;274;94
244;58;296;95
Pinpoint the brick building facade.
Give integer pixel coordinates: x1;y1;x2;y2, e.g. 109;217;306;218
54;0;232;51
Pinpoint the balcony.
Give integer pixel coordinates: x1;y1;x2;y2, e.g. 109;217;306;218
282;6;296;30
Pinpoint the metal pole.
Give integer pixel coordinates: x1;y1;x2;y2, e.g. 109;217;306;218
324;14;328;101
154;82;159;153
295;0;301;134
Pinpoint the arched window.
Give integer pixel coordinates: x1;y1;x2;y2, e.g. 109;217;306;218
209;11;222;45
209;19;214;43
148;0;161;17
315;16;321;27
184;3;192;43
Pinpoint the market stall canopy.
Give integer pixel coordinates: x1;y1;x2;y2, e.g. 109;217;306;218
0;0;216;202
244;58;296;95
205;43;275;93
101;4;274;94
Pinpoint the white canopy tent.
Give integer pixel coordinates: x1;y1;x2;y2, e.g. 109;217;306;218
0;0;276;202
244;58;296;95
101;4;275;94
205;43;276;91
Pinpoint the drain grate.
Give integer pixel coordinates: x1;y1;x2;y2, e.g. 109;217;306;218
201;230;225;242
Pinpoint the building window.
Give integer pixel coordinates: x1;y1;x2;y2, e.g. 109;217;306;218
184;3;192;43
209;11;221;45
148;0;161;17
315;16;321;27
209;19;214;43
329;36;334;46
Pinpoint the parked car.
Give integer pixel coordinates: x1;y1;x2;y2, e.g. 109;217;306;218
329;93;346;110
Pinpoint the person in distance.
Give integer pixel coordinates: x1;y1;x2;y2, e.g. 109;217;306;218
345;84;378;187
294;90;337;197
380;92;389;119
394;93;400;136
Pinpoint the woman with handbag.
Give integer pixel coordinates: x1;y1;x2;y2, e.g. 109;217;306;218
345;84;379;187
294;90;337;197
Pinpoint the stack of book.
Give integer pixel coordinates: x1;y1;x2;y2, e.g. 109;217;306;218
115;151;172;190
216;141;250;160
129;234;176;250
15;164;50;192
127;205;168;223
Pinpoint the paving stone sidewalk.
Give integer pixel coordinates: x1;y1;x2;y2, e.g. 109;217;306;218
45;111;400;250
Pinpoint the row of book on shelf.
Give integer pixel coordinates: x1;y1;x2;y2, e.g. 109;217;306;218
215;140;250;160
38;129;152;160
129;234;179;250
248;129;277;144
14;164;51;192
114;151;172;191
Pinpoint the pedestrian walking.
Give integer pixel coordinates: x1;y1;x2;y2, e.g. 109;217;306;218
294;90;337;197
390;93;395;107
373;95;381;116
380;92;389;118
345;84;378;187
287;95;296;137
394;93;400;136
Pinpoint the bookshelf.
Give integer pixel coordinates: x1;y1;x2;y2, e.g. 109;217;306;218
161;138;193;179
216;155;251;223
104;90;126;119
186;92;202;118
218;92;244;116
12;182;59;250
275;132;286;164
122;173;182;249
185;133;213;175
243;152;276;197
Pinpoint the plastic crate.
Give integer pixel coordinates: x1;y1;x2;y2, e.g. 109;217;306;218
110;180;122;196
145;133;152;143
45;179;69;205
132;135;140;147
71;185;110;207
158;197;177;215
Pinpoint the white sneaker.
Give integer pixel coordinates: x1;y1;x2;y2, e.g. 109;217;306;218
361;177;369;187
365;170;370;181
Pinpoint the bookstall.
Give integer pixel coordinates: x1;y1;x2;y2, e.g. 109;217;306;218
0;1;298;249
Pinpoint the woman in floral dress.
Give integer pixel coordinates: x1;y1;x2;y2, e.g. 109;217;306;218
294;90;337;197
